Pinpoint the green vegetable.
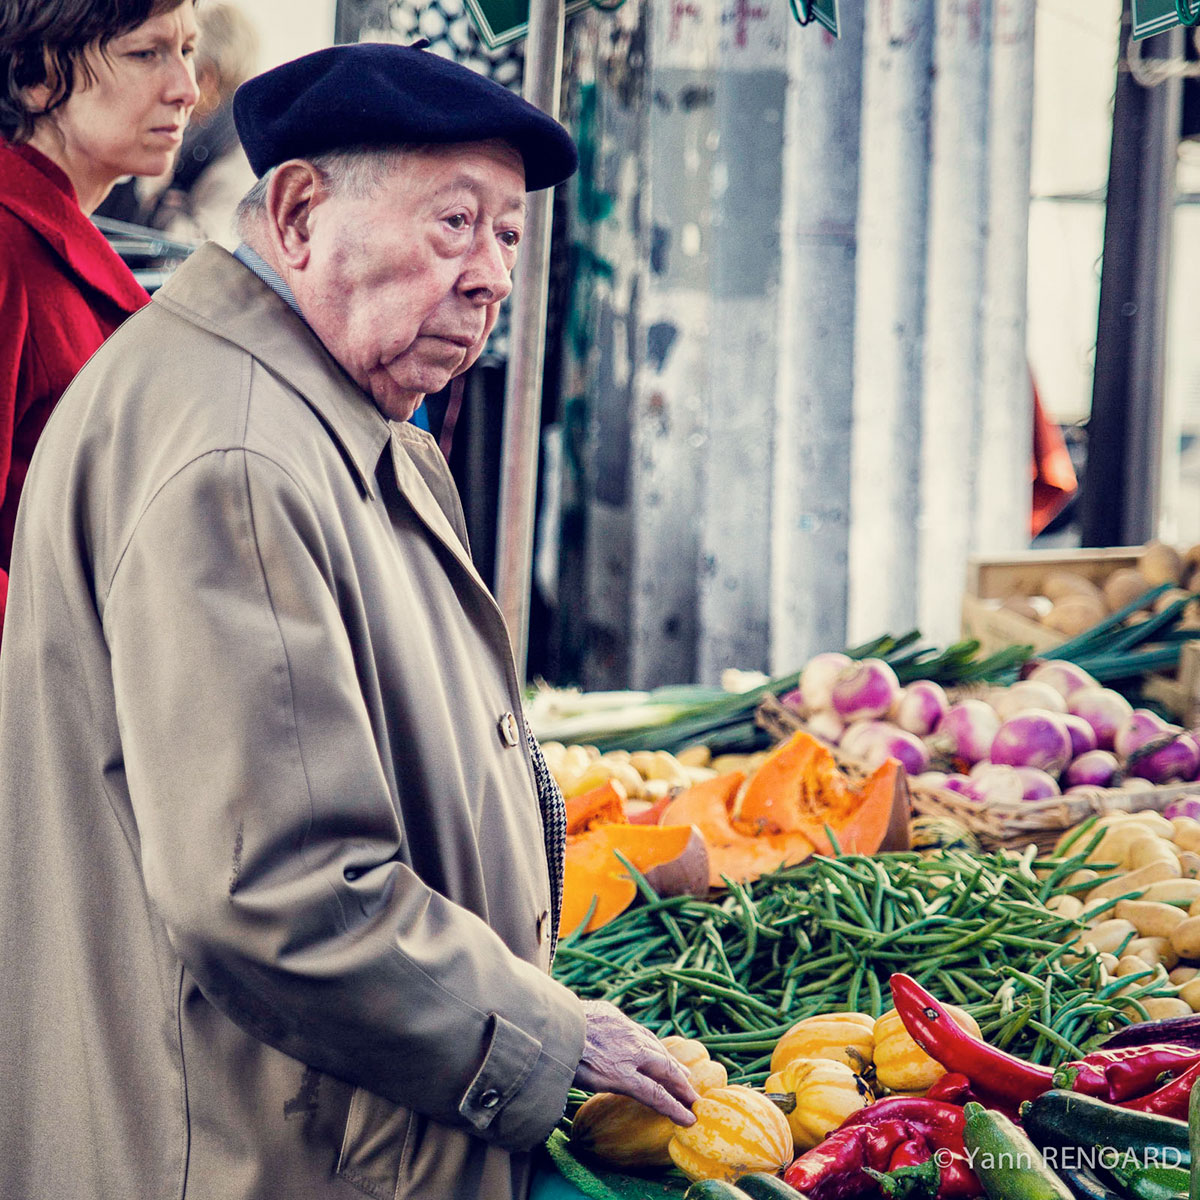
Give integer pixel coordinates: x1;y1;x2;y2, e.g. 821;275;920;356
963;1100;1074;1200
1104;1162;1189;1200
553;847;1156;1088
683;1182;753;1200
1022;1091;1190;1166
733;1174;806;1199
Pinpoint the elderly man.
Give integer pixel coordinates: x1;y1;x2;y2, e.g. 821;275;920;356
0;43;695;1200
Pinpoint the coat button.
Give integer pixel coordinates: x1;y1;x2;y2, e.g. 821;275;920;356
479;1089;501;1109
536;910;550;944
498;712;520;747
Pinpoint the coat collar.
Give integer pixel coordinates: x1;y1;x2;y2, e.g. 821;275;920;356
151;242;393;500
0;141;149;315
150;246;482;594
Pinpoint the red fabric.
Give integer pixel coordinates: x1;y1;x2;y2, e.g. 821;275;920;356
1031;380;1078;537
0;141;149;641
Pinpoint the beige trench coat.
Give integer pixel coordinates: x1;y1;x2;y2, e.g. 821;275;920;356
0;244;586;1200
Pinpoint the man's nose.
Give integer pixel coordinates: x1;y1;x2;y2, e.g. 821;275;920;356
462;235;514;304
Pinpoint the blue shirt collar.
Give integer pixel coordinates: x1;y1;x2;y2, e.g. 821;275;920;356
233;242;305;323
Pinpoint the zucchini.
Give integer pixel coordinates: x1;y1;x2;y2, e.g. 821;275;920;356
734;1174;806;1199
1023;1090;1190;1166
1059;1166;1124;1200
963;1101;1074;1200
684;1182;752;1200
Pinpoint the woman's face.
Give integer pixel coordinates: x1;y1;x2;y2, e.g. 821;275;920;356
31;3;200;201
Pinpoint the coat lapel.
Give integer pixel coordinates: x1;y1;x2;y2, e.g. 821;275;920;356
388;431;487;594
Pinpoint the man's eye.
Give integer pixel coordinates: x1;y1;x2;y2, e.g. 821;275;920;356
499;231;521;249
445;214;469;230
127;49;157;60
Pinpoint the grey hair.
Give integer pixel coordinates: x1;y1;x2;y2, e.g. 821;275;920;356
196;3;260;97
233;145;418;242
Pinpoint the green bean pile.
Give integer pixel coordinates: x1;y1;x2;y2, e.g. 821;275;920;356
552;835;1181;1088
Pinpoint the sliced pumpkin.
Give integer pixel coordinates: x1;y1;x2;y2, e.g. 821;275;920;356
733;730;903;857
564;779;628;835
660;770;816;888
560;823;709;936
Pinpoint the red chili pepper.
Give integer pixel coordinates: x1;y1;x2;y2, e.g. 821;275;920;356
1054;1044;1200;1101
784;1120;914;1200
888;1138;931;1171
889;974;1055;1107
1102;1045;1200;1101
1117;1056;1200;1118
924;1073;979;1106
839;1097;966;1148
937;1150;984;1200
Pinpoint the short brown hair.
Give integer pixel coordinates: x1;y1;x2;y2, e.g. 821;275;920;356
0;0;191;143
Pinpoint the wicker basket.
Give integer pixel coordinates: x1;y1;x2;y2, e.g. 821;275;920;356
755;693;1200;853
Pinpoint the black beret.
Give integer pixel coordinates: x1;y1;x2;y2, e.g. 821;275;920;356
232;43;578;192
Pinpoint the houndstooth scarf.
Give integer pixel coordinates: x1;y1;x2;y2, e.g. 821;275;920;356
525;717;566;963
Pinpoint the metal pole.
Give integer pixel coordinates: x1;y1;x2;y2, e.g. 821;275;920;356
494;0;566;675
846;0;934;645
975;0;1037;553
1079;6;1183;546
917;0;994;645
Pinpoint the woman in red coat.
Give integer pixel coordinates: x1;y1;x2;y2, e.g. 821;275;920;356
0;0;199;637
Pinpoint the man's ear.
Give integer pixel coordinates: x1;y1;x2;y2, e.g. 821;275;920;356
265;161;326;269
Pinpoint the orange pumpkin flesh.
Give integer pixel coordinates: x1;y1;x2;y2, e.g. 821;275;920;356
560;822;710;936
734;731;901;857
564;779;628;835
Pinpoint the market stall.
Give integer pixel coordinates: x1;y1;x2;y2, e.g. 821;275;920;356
530;539;1200;1199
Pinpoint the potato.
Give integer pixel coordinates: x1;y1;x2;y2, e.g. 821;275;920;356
1088;825;1176;868
1123;936;1179;970
641;778;671;801
1120;811;1175;838
683;765;718;785
1138;878;1200;904
1173;820;1200;855
1170;914;1200;960
1116;952;1161;975
1125;835;1181;872
675;743;711;769
1044;596;1106;638
1103;567;1153;613
1001;596;1043;622
1115;899;1189;939
1046;894;1084;919
1139;540;1185;587
1169;965;1200;985
1063;868;1102;891
1180;977;1200;1011
710;754;751;774
1138;998;1193;1021
539;740;566;773
1085;859;1180;902
1043;570;1106;604
1078;918;1139;956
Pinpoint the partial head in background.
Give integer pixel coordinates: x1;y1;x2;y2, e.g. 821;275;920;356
192;2;258;116
230;42;578;422
0;0;200;211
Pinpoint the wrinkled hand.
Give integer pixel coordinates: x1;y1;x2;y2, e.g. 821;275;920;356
573;999;699;1125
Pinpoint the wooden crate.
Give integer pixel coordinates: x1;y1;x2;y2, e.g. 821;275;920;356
961;546;1144;657
960;545;1200;720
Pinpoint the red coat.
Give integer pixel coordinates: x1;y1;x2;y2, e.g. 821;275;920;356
0;141;149;635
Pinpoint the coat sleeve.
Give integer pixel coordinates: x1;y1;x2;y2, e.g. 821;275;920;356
103;446;586;1150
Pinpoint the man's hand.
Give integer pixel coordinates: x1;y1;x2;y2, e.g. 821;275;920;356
573;999;700;1125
